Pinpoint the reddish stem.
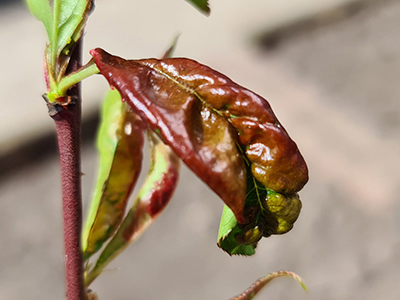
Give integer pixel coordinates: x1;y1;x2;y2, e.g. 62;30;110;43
49;42;86;300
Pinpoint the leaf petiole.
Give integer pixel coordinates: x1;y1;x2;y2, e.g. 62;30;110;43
47;59;100;102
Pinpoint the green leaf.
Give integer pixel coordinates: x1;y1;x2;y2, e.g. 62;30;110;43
85;132;180;286
56;0;91;52
185;0;210;15
218;167;303;256
218;205;256;256
229;271;307;300
50;0;91;67
82;89;146;260
25;0;53;39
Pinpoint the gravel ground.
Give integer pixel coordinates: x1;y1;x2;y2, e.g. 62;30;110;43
1;0;399;299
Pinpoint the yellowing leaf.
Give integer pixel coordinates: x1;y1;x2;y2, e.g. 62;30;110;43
82;90;146;260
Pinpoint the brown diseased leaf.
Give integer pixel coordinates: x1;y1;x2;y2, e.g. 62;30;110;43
91;48;308;223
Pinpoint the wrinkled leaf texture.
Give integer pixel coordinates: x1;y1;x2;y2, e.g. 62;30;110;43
91;48;308;228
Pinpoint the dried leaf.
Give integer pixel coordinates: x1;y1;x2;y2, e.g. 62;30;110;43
86;290;99;300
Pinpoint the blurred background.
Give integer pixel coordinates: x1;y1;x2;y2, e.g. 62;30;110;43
1;0;400;299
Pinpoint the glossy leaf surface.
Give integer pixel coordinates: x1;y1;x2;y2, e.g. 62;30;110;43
91;48;308;229
85;132;180;286
185;0;210;15
229;271;306;300
82;90;145;260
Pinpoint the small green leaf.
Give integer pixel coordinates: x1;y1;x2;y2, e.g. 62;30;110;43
25;0;53;39
49;0;91;70
82;89;145;260
217;205;256;256
185;0;210;15
55;0;91;54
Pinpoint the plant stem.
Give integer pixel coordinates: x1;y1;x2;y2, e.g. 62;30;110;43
57;61;99;97
50;41;86;300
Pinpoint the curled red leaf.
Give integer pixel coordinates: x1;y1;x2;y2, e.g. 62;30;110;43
90;48;308;224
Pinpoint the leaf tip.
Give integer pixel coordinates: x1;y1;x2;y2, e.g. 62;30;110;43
90;48;103;59
185;0;211;16
280;271;308;292
229;271;307;300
